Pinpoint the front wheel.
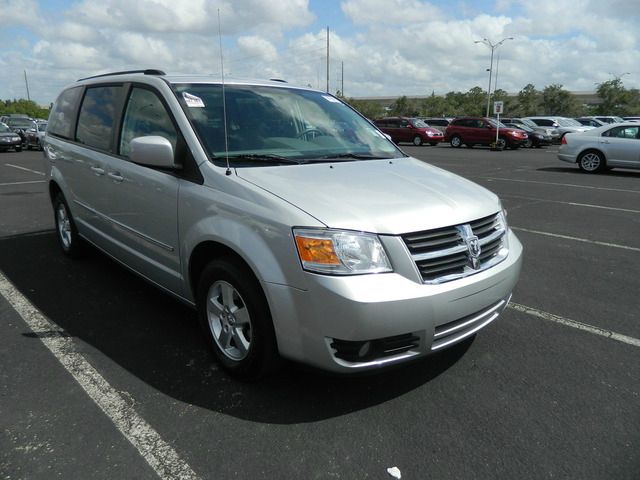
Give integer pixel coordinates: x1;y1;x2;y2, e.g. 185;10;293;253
53;192;84;257
496;138;507;150
523;139;533;148
450;135;462;148
412;135;423;146
197;259;279;379
578;151;605;173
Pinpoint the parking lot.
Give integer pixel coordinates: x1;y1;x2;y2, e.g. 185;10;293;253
1;146;638;479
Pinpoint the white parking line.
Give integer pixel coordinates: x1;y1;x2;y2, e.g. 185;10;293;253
5;164;46;176
508;302;640;348
483;177;640;194
501;194;640;214
0;180;47;186
511;226;640;252
0;271;200;480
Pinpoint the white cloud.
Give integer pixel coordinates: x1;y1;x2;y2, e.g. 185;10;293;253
341;0;443;25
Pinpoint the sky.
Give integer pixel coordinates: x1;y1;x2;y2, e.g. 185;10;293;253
1;0;639;105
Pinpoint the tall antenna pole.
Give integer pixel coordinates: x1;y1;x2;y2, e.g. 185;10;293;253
326;26;329;92
341;61;344;97
217;9;231;176
24;70;31;101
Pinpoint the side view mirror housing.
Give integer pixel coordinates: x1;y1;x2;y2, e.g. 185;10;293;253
129;136;179;169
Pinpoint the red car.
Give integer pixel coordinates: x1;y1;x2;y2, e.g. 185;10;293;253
444;117;528;149
374;117;444;146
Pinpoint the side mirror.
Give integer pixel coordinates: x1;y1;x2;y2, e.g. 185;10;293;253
129;136;178;169
383;133;392;141
406;124;414;129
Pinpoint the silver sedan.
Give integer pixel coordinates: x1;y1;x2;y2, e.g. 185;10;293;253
558;122;640;173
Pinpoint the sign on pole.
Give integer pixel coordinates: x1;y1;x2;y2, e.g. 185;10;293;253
493;101;504;115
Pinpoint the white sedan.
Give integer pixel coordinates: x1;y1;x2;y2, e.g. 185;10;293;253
558;122;640;173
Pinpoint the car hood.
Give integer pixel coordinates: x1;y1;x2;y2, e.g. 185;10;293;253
236;157;500;234
418;127;443;135
0;132;19;138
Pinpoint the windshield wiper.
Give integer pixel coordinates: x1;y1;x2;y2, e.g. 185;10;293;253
224;154;304;165
309;153;390;161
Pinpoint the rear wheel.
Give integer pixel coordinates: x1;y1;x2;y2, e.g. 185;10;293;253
578;150;605;173
412;135;423;146
197;259;279;379
450;135;462;148
496;138;507;150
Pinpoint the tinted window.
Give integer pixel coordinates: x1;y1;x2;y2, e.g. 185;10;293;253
76;86;124;151
48;87;83;139
120;87;178;158
604;126;639;139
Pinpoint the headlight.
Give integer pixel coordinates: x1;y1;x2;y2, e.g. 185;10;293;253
293;228;392;275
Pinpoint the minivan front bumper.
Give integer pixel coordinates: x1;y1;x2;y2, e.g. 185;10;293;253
264;230;523;373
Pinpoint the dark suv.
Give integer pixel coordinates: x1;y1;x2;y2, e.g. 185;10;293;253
444;117;527;149
374;117;444;146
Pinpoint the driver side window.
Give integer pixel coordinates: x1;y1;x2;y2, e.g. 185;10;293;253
120;87;177;158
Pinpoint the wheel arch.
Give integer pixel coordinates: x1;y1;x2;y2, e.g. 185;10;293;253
577;148;607;164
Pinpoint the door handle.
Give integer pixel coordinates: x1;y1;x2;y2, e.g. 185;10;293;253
599;140;610;144
108;172;124;183
90;166;105;176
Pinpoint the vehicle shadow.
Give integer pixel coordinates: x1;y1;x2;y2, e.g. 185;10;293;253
0;232;471;424
537;166;640;178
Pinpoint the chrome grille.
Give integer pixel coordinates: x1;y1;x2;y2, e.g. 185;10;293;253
402;212;508;284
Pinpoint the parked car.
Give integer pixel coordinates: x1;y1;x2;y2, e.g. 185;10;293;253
523;117;593;141
502;123;551;148
500;117;559;141
622;116;640;122
4;117;36;146
44;70;522;378
574;117;606;128
373;117;444;145
0;122;23;152
25;121;47;150
417;117;451;133
558;122;640;173
444;117;528;149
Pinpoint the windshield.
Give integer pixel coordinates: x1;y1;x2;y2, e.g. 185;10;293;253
174;84;404;165
7;119;34;128
487;119;507;128
411;119;429;128
0;124;11;133
510;123;532;132
558;118;581;127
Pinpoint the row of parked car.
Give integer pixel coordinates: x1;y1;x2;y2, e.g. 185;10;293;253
0;114;48;152
373;114;639;150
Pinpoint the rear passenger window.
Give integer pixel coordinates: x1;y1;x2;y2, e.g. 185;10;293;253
120;88;177;158
76;86;125;151
48;87;83;139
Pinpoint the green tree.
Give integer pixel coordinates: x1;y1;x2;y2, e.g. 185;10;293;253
0;99;50;119
595;78;639;115
463;86;486;116
421;91;449;117
344;98;384;120
540;84;578;116
516;84;539;116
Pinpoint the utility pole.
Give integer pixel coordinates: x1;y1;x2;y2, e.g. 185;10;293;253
341;61;344;97
326;26;329;92
24;70;31;102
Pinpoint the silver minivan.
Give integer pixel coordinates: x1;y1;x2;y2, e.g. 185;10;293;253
45;70;522;378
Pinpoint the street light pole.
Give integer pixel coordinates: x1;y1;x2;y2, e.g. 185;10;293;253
474;37;513;117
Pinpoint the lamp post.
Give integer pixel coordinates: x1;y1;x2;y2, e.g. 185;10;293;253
475;37;513;117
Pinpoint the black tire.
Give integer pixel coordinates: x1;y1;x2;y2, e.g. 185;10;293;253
412;135;423;146
578;150;606;173
523;139;533;148
53;192;84;258
197;259;279;379
496;137;507;150
450;135;462;148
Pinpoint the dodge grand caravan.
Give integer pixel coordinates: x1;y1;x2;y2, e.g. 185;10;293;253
45;70;522;378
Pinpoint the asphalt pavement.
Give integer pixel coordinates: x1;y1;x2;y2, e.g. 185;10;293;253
0;146;638;479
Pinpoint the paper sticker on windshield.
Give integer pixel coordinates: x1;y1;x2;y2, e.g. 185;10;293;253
322;95;341;103
182;92;205;108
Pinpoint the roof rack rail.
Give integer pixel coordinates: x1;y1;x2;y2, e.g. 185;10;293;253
77;69;166;82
